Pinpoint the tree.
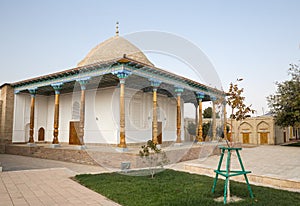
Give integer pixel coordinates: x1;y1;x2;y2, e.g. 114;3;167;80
227;80;255;142
225;79;255;202
187;122;196;136
203;107;213;118
202;121;211;140
139;140;169;178
267;64;300;127
203;107;220;118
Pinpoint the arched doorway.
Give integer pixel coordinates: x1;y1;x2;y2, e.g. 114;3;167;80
38;127;45;141
257;121;270;145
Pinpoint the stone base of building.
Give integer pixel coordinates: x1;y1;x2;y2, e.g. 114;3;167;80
4;142;225;169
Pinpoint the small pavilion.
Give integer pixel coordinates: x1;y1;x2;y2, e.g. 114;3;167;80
9;26;226;149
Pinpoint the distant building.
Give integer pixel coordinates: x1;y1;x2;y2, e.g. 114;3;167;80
227;114;298;145
185;114;299;145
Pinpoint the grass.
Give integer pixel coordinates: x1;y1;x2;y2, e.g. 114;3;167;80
283;142;300;147
75;169;300;206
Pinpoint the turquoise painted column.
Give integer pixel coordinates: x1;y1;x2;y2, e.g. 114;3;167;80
113;70;131;148
196;92;205;141
28;88;37;143
211;96;217;141
77;77;90;145
150;79;161;144
51;83;63;144
175;86;184;143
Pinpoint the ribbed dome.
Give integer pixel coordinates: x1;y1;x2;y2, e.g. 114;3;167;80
77;36;154;67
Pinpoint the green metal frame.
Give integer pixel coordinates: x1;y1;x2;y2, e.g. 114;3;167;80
212;146;254;204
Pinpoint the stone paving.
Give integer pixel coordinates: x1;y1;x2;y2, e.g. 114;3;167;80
177;145;300;192
0;144;299;206
0;155;120;206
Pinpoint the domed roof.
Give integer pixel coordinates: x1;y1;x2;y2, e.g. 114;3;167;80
77;35;154;67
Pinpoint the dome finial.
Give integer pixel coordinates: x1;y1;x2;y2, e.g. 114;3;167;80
116;21;119;36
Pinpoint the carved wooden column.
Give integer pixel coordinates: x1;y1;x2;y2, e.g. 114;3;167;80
175;87;184;143
194;102;198;137
115;71;130;148
223;100;227;140
151;80;161;144
77;78;89;145
196;92;205;142
28;88;37;143
211;96;217;141
52;83;63;144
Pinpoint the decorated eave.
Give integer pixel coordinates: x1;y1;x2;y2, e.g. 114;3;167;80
11;56;225;103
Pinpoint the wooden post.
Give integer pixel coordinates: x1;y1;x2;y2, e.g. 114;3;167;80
175;87;184;143
212;97;217;141
223;100;227;140
195;103;198;137
78;78;89;145
28;89;37;143
52;83;63;144
196;92;205;142
115;71;130;148
151;80;161;144
119;79;126;148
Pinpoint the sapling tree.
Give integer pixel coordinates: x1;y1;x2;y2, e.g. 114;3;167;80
227;80;255;143
225;79;255;202
139;140;169;178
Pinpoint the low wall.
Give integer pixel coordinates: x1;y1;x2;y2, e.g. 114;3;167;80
4;143;222;169
5;145;98;165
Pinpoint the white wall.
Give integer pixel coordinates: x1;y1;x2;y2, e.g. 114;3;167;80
12;86;180;145
12;93;48;143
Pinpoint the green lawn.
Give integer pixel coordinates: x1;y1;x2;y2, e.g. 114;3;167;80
75;169;300;206
283;142;300;147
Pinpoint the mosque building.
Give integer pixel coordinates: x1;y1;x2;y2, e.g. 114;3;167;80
0;25;226;149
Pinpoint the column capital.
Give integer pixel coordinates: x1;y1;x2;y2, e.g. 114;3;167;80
210;95;217;102
77;77;90;90
28;88;38;97
149;78;161;88
112;69;131;80
51;83;63;94
174;86;184;96
196;92;205;100
222;99;227;106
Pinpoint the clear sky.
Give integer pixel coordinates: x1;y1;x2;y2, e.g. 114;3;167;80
0;0;299;116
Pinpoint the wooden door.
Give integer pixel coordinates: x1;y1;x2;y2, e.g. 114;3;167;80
242;133;250;144
260;132;268;144
38;127;45;141
157;122;162;144
283;131;287;143
69;121;81;145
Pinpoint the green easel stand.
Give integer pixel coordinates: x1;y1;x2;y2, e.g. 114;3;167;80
212;146;254;204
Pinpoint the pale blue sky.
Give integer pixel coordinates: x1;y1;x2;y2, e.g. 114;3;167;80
0;0;299;115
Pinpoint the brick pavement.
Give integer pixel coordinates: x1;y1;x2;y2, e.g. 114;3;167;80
0;155;120;206
175;145;300;192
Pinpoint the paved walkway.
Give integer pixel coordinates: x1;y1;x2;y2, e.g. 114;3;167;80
0;155;120;206
172;145;300;192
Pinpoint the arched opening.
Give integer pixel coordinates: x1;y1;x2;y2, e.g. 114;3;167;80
239;122;253;144
38;127;45;141
257;121;270;144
